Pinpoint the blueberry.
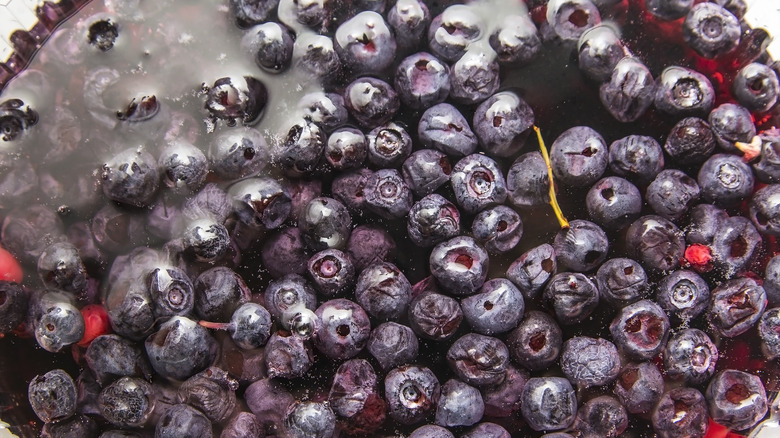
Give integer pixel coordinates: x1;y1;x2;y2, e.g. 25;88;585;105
332;168;373;215
229;0;279;28
40;414;98;437
600;57;655;123
344;76;400;129
146;266;194;318
586;176;642;230
364;168;414;219
711;216;761;275
298;91;349;133
366;121;413;168
448;48;501;105
208;128;268;181
33;290;85;353
408;290;463;341
708;103;756;153
479;364;528;418
553;219;608;272
655;269;710;321
447;333;510;387
367;321;419;371
1;204;64;264
242;22;295;73
646;169;701;221
244;378;295;431
505;152;550;209
461;278;524;335
105;284;155;342
612;361;665;415
749;183;780;236
402;149;452;197
292;33;342;81
574;395;628;438
609;299;670;360
28;369;77;423
278;0;334;32
97;377;158;428
355;261;412;320
328;359;387;435
346;224;397;271
651;387;709;438
178;367;238;424
298;196;352;252
0;281;28;334
645;0;693;20
435;379;484;427
90;203;149;254
489;14;541;65
158;140;208;195
325;127;367;171
733;62;780;112
429;236;488;296
507;310;563;370
608;134;664;184
544;272;600;325
765;256;780;305
409;425;454;438
473;91;535;158
686;202;729;245
394;52;450;110
276;117;326;177
145;316;218;381
229;177;292;230
307;248;355;297
263;273;317;321
624;215;685;272
418;103;479;159
205;302;272;350
506;243;557;300
663;117;716;165
752;131;780;184
450;154;507;214
654;66;715;117
577;25;625;82
194;267;251;322
204;76;268;127
700;154;756;207
759;307;780;359
384;365;441;425
37;241;87;295
550;126;608;187
155;403;213;438
664;328;718;385
596;257;649;307
313;298;371;360
560;336;621;389
335;11;397;75
264;330;315;379
472;205;523;254
0;98;38;143
520;377;577;431
706;369;768;431
708;277;767;338
220;412;262;438
85;334;153;385
682;3;740;59
427;5;484;62
407;194;461;248
182;183;233;224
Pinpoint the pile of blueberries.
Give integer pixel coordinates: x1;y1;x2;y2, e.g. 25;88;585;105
3;0;780;436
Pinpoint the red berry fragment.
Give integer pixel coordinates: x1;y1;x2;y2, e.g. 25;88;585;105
77;304;111;347
0;246;23;283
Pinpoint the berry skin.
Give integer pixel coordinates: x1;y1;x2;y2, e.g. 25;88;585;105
84;334;152;385
749;183;780;236
33;290;86;353
355;261;411;321
313;298;371;360
471;205;523;254
543;272;600;325
560;336;621;389
159;140;208;195
229;0;279;28
408;290;463;341
427;5;484;62
645;0;693;20
418;103;478;157
608;134;664;184
364;168;414;220
577;25;625;82
697;153;755;207
682;2;740;59
366;121;413;168
344;76;400;129
645;169;701;221
229;177;292;230
298;196;352;252
178;367;238;424
387;0;431;53
435;379;484;427
334;11;397;75
759;307;780;359
155;403;213;438
663;117;716;165
733;62;780;112
325;127;367;171
0;281;28;334
208;127;268;181
479;364;528;418
506;243;557;300
705;369;768;431
624;215;685;272
708;103;756;153
264;330;315;379
664;328;718;385
394;52;450;110
367;321;419;371
546;0;602;41
596;257;649;308
307;248;355;297
402;149;452;197
204;76;268;127
490;14;541;65
147;266;194;318
520;377;577;431
586;176;643;230
242;21;295;73
574;395;628;438
409;425;455;438
655;269;710;321
708;277;767;338
506;152;550;209
194;267;251;322
613;361;665;415
448;48;501;105
144;316;218;381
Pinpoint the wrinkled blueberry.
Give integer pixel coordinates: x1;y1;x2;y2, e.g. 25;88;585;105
28;369;77;423
401;149;452;197
682;2;740;59
560;336;621;388
473;91;535;158
408;290;463;341
367;321;419;371
664;328;718;385
608;134;664;184
550;126;608;187
613;361;665;415
429;236;489;296
543;272;600;325
447;333;510;387
506;243;556;300
624;215;685;272
384;365;440;425
651;387;708;438
418;103;478;157
708;277;767;337
596;257;649;308
520;377;577;431
436;379;484;427
654;66;715;117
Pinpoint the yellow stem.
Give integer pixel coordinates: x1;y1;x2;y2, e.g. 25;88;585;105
533;125;569;229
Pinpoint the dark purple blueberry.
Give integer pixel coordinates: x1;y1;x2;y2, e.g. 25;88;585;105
146;266;194;318
332;168;373;215
155;403;213;438
408;290;463;341
600;57;655;123
229;0;279;28
749;183;780;236
344;76;400;129
346;224;397;272
159;140;208;195
28;369;77;423
387;0;431;52
546;0;602;40
596;257;649;308
554;219;609;273
520;377;577;431
706;369;767;431
711;216;761;275
447;333;510;387
229;177;292;230
263;273;317;321
479;363;527;417
550;126;608;187
655;269;710;321
0;281;27;334
313;298;371;360
98;377;159;429
182;184;233;224
461;278;524;335
654;66;715;117
37;242;87;294
686;202;728;245
181;219;231;264
663;117;716;165
429;236;488;296
355;261;411;320
505;152;550;209
489;14;541;65
220;412;262;438
298;197;351;252
298;91;348;132
427;5;483;62
645;0;692;20
462;422;511;438
402;149;452;197
278;0;334;32
264;330;315;379
752;130;780;184
608;134;664;184
394;52;450;110
733;62;779;112
33;290;85;353
613;361;665;415
609;299;670;360
178;367;238;424
542;272;599;325
682;2;740;59
90;203;149;254
367;321;419;371
624;215;685;272
418;102;478;158
145;316;218;381
366;121;413;168
574;395;628;438
244;378;295;431
242;22;294;73
292;33;342;81
328;358;386;435
698;154;755;207
560;336;621;388
473;91;534;158
364;168;414;220
409;425;454;438
759;307;780;359
586;176;642;230
450;154;507;214
0;98;38;143
208;128;268;181
708;277;767;337
335;11;397;75
85;334;152;385
1;204;64;264
40;414;98;437
766;256;780;305
577;25;625;82
105;284;155;342
384;365;441;425
506;243;556;300
436;379;484;427
471;205;523;254
216;302;272;350
652;388;708;438
204;76;267;127
282;402;336;438
276;117;326;177
407;194;460;248
664;328;718;384
646;169;700;221
448;48;501;105
709;103;756;152
307;248;355;297
325;127;367;171
194;267;251;322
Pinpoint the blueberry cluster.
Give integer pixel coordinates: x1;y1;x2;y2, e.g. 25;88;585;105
1;0;780;437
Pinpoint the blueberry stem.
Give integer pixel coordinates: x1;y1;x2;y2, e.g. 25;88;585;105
734;135;762;161
533;125;569;229
198;320;231;331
